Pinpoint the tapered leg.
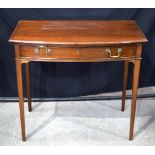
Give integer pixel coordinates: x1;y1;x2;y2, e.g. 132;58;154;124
129;60;141;140
16;60;26;141
26;62;32;112
121;61;129;111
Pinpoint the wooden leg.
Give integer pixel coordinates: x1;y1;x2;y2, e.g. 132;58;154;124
16;60;26;141
25;62;32;112
121;61;129;111
129;60;141;140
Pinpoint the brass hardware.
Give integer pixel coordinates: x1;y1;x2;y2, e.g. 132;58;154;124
35;48;40;55
118;48;122;53
46;48;52;56
35;46;52;56
105;48;122;58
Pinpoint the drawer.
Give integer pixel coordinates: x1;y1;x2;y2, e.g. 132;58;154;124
20;45;136;60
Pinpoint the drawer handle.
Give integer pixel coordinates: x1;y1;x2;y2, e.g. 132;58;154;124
105;48;122;58
46;49;52;56
35;46;52;56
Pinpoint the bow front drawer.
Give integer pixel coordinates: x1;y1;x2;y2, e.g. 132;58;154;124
20;45;137;61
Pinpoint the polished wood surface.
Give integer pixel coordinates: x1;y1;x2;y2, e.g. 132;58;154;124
25;62;32;112
122;61;129;111
129;44;142;140
10;20;147;45
9;20;147;141
19;45;137;62
15;44;26;141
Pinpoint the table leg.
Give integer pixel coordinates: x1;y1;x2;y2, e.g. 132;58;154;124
121;61;129;111
16;60;26;141
25;62;32;112
129;60;141;140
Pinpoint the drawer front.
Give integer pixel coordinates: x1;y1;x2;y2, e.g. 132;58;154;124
20;45;136;60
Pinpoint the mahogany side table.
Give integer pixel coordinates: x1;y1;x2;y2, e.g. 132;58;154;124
9;20;147;141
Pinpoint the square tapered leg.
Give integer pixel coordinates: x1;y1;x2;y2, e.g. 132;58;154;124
16;60;26;141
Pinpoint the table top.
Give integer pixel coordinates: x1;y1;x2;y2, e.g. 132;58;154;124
9;20;148;45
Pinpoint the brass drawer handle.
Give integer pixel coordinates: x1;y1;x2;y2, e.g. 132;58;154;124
105;48;122;58
46;48;52;56
35;46;52;56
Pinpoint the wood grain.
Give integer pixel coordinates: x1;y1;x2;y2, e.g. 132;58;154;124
122;61;129;111
10;20;147;141
9;20;148;45
19;45;136;61
25;62;32;112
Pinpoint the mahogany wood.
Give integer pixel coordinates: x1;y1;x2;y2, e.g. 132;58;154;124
9;20;147;141
129;44;142;140
122;61;129;111
10;20;147;45
19;45;136;61
25;62;32;112
15;58;26;141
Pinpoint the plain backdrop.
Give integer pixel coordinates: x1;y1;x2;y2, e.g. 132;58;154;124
0;8;155;98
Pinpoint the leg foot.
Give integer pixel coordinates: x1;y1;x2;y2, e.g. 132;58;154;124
129;60;141;140
16;60;26;141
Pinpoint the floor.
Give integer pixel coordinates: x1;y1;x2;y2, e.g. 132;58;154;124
0;87;155;145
